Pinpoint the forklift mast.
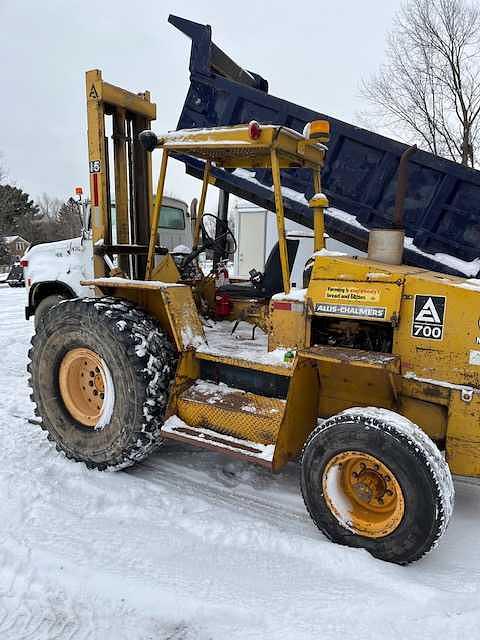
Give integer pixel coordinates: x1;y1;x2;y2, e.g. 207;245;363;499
86;69;156;278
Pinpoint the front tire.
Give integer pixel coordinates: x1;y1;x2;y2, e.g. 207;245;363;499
34;294;66;329
28;297;177;470
301;408;454;564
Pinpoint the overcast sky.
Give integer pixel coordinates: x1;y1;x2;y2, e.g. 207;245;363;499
0;0;402;212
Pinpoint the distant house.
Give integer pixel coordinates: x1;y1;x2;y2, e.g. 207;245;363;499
1;235;30;264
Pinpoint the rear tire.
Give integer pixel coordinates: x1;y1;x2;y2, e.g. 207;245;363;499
301;408;454;564
28;297;177;470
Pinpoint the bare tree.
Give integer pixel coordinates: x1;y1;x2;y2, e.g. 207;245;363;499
362;0;480;166
30;194;82;244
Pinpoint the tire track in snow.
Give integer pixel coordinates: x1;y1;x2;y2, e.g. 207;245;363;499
129;455;314;538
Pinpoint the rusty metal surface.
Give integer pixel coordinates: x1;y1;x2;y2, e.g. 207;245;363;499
161;423;273;468
299;345;401;373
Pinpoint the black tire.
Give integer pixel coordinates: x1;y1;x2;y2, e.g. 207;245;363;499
34;294;67;329
28;297;177;470
301;408;454;564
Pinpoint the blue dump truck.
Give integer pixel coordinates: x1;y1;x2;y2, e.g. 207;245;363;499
169;14;480;278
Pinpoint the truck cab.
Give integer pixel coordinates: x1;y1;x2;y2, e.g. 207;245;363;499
23;195;191;327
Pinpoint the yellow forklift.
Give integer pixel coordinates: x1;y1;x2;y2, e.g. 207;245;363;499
30;71;479;566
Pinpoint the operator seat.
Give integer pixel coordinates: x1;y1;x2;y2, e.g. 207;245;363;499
217;239;299;299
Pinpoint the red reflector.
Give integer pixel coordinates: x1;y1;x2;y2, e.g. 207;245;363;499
272;301;292;311
248;120;261;140
92;173;99;206
27;278;32;287
20;259;28;267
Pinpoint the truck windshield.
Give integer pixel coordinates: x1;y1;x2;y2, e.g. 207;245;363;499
159;206;185;230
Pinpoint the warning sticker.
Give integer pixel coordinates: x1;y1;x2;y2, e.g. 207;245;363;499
412;295;445;340
325;286;380;303
315;303;386;319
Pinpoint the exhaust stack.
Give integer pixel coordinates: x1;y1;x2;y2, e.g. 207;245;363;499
368;145;417;265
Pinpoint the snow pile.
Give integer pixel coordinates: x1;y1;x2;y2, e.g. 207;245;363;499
89;277;184;289
312;248;348;258
95;358;115;430
367;272;391;279
1;288;479;639
191;380;245;404
172;244;192;254
455;278;480;291
271;288;307;302
198;321;293;367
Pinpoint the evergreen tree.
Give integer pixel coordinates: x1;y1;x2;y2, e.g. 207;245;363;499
0;184;39;241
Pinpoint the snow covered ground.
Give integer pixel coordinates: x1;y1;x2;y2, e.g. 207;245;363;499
1;285;480;639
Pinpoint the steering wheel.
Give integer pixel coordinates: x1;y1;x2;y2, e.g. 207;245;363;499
200;214;237;255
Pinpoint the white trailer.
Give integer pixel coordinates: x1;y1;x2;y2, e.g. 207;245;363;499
232;201;364;287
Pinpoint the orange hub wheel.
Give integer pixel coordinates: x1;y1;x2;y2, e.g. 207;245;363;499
322;451;405;538
59;348;107;427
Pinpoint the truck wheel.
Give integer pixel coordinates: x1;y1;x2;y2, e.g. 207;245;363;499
301;408;454;564
28;297;177;470
34;294;66;329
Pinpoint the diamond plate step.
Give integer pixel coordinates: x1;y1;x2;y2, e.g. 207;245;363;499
176;380;286;445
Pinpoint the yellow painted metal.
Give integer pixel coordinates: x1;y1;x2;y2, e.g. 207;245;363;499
160;285;205;351
270;149;291;294
146;149;169;279
299;345;401;373
86;69;156;278
319;364;396;417
444;390;480;475
273;360;318;470
98;79;156;119
112;107;129;272
59;348;106;427
194;351;293;378
295;346;399;422
268;299;310;351
164;351;200;420
323;451;405;538
86;69;108;277
309;278;403;325
150;254;180;284
308;253;406;324
311;169;326;252
81;279;204;351
193;161;211;247
177;384;285;445
394;270;480;388
153;124;326;169
400;396;447;442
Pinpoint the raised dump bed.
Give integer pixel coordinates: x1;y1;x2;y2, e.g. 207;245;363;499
169;14;480;277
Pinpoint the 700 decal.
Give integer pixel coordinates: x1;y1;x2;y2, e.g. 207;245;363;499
411;295;446;341
412;323;443;339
